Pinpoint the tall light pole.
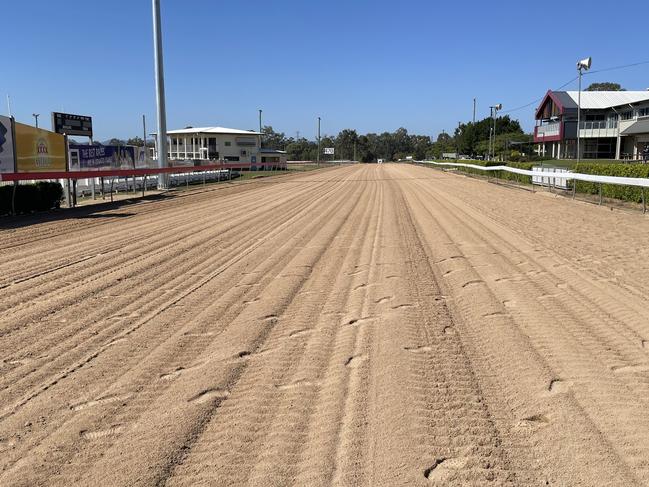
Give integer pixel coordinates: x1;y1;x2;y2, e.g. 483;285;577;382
317;116;321;165
258;109;262;133
32;113;39;128
489;104;502;160
576;57;592;162
152;0;168;189
472;98;476;124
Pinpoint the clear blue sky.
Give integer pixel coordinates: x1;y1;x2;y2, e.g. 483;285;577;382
3;0;648;141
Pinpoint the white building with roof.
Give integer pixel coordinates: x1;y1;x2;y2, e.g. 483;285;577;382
534;90;649;159
155;126;288;169
158;126;262;165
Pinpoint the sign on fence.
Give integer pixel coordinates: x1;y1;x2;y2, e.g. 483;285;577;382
15;122;67;172
532;166;570;189
0;115;15;173
324;147;335;155
69;144;136;170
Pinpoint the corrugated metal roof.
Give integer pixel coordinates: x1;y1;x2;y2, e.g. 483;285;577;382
553;91;578;110
564;91;649;109
167;127;262;135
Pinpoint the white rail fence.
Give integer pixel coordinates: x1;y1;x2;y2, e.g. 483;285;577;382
418;161;649;188
416;160;649;212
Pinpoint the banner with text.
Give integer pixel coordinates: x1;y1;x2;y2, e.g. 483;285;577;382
69;144;136;171
15;122;66;173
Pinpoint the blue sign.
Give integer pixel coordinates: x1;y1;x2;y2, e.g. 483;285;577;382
70;144;135;170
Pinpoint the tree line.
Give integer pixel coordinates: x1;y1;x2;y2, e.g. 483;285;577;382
261;114;533;162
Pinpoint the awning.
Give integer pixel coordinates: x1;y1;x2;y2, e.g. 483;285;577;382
621;119;649;135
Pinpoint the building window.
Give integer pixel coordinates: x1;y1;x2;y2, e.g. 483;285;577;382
638;107;649;118
224;141;231;146
241;150;247;156
224;156;239;162
621;111;633;120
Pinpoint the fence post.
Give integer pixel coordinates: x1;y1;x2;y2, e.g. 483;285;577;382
642;188;646;214
599;183;602;205
142;175;146;196
11;181;17;216
572;179;576;199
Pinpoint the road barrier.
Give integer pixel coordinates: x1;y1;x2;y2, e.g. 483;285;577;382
417;160;649;212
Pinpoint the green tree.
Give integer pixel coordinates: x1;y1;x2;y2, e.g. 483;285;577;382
585;82;625;91
260;126;288;149
335;129;359;160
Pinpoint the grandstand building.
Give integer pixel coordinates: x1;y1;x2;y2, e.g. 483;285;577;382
534;90;649;160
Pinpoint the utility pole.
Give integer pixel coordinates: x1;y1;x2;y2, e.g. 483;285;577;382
317;117;321;166
489;104;502;160
576;57;591;162
142;114;147;194
32;113;39;128
6;95;11;117
152;0;168;189
473;98;476;124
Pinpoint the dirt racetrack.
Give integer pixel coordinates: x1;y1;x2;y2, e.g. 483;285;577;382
2;163;649;486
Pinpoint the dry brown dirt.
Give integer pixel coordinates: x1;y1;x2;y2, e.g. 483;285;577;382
2;163;649;486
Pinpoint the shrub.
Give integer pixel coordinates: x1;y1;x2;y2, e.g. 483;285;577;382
0;181;63;215
573;163;649;203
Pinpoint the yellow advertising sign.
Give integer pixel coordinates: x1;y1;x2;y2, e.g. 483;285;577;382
15;122;67;173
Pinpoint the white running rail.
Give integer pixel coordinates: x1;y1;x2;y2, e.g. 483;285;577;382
419;161;649;188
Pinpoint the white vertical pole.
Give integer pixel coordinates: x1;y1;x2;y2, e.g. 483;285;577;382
152;0;168;189
577;69;581;162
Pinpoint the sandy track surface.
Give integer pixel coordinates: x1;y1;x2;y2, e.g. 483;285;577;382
2;164;649;486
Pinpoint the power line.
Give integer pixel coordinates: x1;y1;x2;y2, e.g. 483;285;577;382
501;76;578;115
585;60;649;76
499;60;649;116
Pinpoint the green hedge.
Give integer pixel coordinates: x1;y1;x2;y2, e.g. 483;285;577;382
0;181;63;216
428;160;649;204
573;163;649;203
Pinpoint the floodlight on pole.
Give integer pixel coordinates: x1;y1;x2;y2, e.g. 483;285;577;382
32;113;39;128
489;104;502;160
152;0;168;189
576;57;591;163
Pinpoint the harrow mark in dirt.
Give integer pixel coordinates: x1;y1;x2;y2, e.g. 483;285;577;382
1;164;649;486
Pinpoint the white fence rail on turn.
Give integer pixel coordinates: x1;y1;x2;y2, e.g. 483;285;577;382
418;161;649;189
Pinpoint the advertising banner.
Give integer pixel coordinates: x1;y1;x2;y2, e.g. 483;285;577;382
135;146;156;168
69;144;135;170
15;122;66;173
0;115;15;173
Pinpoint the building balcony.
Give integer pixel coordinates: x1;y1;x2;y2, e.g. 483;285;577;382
579;120;618;138
534;121;561;142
